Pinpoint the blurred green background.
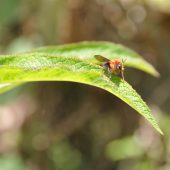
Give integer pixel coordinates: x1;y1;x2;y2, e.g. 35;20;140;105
0;0;170;170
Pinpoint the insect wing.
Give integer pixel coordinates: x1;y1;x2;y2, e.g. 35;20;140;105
94;55;110;62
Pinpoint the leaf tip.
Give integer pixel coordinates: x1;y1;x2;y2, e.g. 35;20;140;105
153;69;160;78
157;128;164;135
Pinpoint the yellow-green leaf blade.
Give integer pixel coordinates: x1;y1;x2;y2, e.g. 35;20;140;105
0;53;162;134
32;41;159;77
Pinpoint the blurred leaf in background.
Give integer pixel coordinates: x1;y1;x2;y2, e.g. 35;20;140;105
0;154;25;170
0;0;21;26
106;136;143;161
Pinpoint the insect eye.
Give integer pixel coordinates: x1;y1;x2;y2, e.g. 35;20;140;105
116;64;121;70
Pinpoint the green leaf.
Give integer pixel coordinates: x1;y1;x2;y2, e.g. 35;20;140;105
32;41;159;77
0;42;162;134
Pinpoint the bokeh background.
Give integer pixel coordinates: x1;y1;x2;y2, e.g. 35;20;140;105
0;0;170;170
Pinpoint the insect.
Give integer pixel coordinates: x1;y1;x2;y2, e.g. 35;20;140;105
94;55;125;80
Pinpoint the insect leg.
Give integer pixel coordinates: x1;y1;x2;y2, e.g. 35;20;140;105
102;63;112;78
121;71;124;80
102;63;109;71
107;67;112;78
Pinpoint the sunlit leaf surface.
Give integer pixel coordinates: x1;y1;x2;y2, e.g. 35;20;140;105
0;42;162;134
